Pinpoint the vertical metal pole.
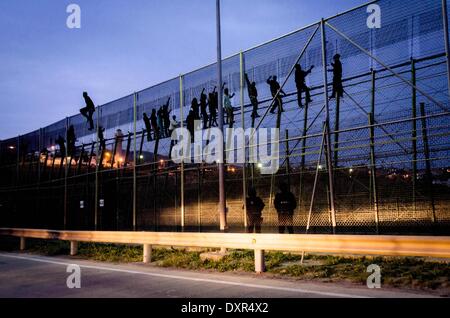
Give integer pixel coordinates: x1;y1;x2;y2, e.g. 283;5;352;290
368;113;379;234
133;93;137;231
320;19;337;232
298;102;309;211
217;0;227;231
334;95;340;167
64;117;69;230
443;0;450;94
411;60;418;213
240;51;248;228
419;102;436;223
285;130;291;190
94;107;99;230
179;75;185;230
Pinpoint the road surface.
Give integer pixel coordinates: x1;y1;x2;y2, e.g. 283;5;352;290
0;252;435;298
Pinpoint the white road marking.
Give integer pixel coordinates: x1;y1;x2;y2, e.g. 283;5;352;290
0;253;369;298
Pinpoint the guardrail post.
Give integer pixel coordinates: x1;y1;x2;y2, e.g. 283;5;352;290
70;241;78;256
254;249;265;273
20;237;26;251
143;244;152;263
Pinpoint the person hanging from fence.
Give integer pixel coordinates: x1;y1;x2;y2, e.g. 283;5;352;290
186;110;195;142
98;126;106;151
67;125;76;158
157;106;165;138
169;115;179;141
56;135;66;158
162;97;171;138
200;88;209;129
245;187;265;234
150;109;159;140
143;112;153;142
274;182;297;234
208;87;218;128
329;54;343;99
245;73;260;119
295;64;314;108
223;88;235;127
80;92;96;131
267;76;287;114
191;97;201;121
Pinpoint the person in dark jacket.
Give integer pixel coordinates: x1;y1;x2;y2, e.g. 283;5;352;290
80;92;96;131
208;87;218;127
246;187;265;233
67;125;76;157
274;183;297;234
267;76;286;114
245;73;260;118
200;89;209;129
143;112;153;142
98;126;106;151
150;109;159;140
329;54;343;99
162;97;171;138
295;64;314;108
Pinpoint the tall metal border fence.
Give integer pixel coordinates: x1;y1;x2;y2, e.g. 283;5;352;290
1;0;449;234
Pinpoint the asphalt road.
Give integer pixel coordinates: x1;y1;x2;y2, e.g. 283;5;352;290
0;252;435;298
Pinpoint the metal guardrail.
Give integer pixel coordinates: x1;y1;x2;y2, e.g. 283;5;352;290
1;228;450;273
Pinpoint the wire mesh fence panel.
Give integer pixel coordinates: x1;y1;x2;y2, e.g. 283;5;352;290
1;0;449;234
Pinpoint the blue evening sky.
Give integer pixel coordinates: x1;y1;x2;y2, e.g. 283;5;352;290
0;0;367;139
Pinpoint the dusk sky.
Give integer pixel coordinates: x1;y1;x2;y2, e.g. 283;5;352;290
0;0;367;139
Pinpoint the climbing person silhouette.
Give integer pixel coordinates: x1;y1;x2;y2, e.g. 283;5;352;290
245;73;260;118
329;54;343;99
163;97;171;138
56;135;66;158
274;182;297;234
143;112;153;142
98;126;106;151
208;87;218;128
200;89;209;129
191;97;200;120
67;125;76;157
267;76;287;114
186;110;195;142
150;109;159;140
223;88;235;126
245;187;265;234
295;64;314;108
80;92;96;131
157;106;165;138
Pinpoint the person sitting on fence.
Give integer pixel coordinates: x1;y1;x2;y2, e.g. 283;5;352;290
80;92;96;131
267;76;287;114
245;73;260;119
274;182;297;234
143;112;153;142
246;187;265;234
295;64;314;108
223;88;235;126
208;87;218;128
150;109;159;140
200;89;209;130
329;54;343;99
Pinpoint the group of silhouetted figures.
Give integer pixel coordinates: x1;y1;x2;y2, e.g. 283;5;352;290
245;183;297;234
72;54;344;151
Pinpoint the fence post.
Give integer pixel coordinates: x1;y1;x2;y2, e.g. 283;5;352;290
143;244;152;263
133;92;137;231
411;60;418;213
70;241;78;256
179;75;185;230
240;51;248;229
20;237;26;251
254;249;265;273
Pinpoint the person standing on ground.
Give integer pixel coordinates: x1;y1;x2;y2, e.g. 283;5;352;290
274;183;297;234
245;187;265;233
